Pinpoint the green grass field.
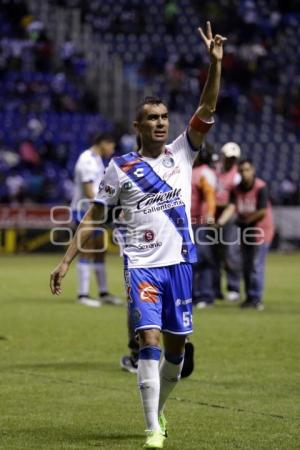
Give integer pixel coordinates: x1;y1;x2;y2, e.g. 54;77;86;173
0;253;299;450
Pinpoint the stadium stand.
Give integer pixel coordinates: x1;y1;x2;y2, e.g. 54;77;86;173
0;0;299;204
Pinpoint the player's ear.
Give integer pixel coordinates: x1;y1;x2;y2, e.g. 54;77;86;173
133;120;140;133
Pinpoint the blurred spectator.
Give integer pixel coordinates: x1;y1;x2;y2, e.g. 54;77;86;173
119;131;136;154
19;139;41;166
6;169;26;204
279;176;298;205
164;1;179;35
0;0;299;205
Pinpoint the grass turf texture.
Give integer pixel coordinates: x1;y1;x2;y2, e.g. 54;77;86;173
0;253;299;450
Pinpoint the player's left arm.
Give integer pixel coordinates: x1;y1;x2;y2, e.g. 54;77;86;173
188;21;227;149
82;181;95;199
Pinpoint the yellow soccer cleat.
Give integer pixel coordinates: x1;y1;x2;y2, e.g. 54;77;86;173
143;429;165;448
158;412;168;437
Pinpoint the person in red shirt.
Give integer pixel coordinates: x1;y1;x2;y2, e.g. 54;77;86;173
214;142;242;302
217;159;274;310
191;144;217;308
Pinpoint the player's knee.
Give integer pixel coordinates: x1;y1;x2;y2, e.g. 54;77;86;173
138;329;160;348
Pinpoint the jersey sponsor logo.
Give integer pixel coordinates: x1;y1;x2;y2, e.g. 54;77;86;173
137;188;182;210
121;181;133;191
175;298;192;307
137;188;184;215
138;241;162;250
163;165;180;181
162;156;175;168
133;168;144;178
104;184;116;196
139;282;159;303
144;230;155;242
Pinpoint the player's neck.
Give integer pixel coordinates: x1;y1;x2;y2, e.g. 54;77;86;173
241;178;255;189
139;143;165;159
91;145;102;157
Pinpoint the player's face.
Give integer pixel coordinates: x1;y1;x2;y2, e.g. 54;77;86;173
239;162;255;184
99;141;115;158
223;156;237;171
135;103;169;146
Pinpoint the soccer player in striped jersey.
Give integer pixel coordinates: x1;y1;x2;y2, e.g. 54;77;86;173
71;133;122;307
50;22;226;449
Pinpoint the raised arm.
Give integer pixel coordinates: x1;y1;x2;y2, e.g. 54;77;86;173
188;21;227;148
49;203;106;295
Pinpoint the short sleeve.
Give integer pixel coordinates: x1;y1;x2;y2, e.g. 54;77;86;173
75;156;95;183
167;131;198;165
257;186;268;209
94;160;120;207
202;167;217;188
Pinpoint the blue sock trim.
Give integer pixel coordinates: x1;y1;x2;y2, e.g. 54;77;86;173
165;352;184;365
78;257;93;264
139;346;161;361
93;261;105;267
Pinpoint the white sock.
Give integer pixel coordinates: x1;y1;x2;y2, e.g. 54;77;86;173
94;262;108;294
77;259;91;296
138;352;161;431
158;354;184;414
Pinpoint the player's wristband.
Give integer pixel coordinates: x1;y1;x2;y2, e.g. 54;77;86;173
189;114;214;133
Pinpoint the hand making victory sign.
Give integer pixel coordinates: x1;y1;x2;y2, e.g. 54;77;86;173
198;21;227;62
187;21;227;149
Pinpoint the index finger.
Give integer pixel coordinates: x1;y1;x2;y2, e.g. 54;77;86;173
198;27;209;47
206;21;212;40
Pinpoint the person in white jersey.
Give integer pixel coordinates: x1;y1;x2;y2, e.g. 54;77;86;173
71;133;122;307
50;22;226;449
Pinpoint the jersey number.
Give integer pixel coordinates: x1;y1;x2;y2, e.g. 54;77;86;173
183;312;192;327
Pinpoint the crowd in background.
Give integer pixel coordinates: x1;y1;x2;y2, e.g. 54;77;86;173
0;0;299;205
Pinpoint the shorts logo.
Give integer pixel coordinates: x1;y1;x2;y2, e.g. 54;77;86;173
132;308;142;323
104;184;116;196
175;298;192;307
139;282;159;303
144;230;155;242
122;181;133;191
162;156;175;168
124;269;131;300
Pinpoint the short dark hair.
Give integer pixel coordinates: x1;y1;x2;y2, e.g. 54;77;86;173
238;158;253;167
135;96;166;121
92;132;115;146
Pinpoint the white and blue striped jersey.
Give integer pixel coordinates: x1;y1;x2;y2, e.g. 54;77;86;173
95;132;198;269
